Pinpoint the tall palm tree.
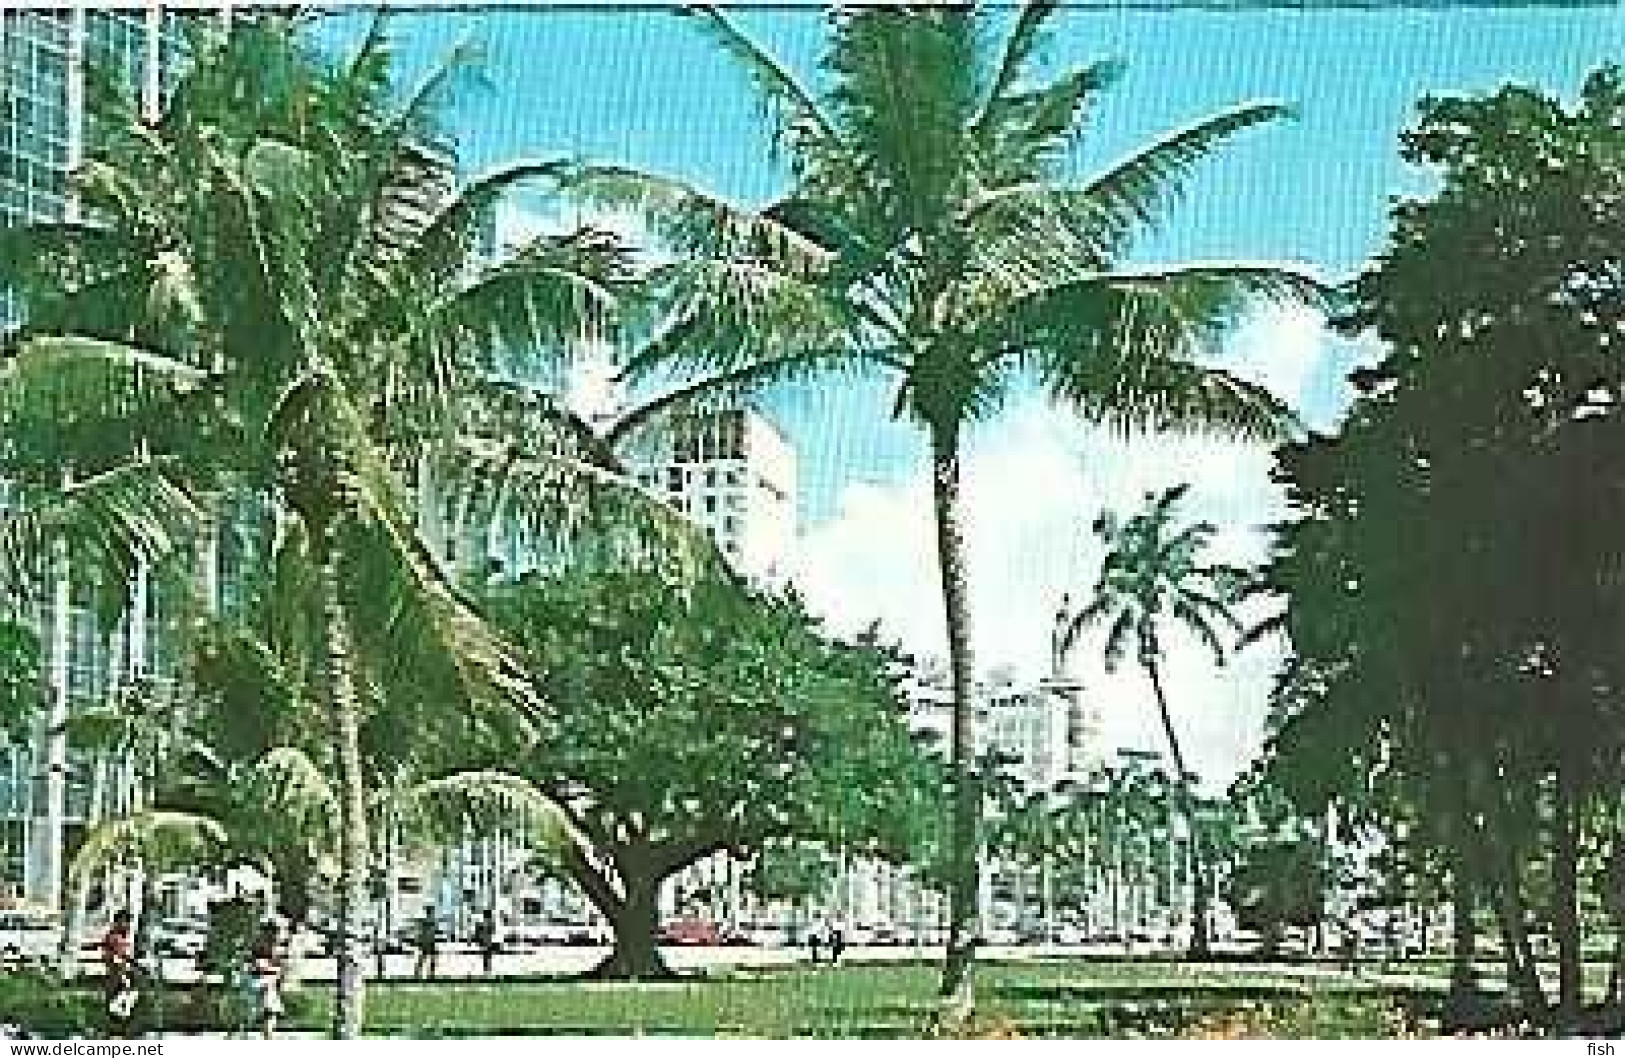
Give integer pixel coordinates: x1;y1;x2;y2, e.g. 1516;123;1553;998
571;1;1322;1010
0;18;683;1036
1062;483;1246;957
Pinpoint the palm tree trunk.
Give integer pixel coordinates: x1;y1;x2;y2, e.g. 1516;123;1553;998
929;425;980;1019
34;535;70;918
320;558;369;1039
1144;661;1208;958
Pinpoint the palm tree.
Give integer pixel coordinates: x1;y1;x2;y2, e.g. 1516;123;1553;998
571;1;1322;1010
0;18;684;1035
1062;483;1246;957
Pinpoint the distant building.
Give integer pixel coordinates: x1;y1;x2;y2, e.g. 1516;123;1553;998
623;407;798;585
905;667;1095;794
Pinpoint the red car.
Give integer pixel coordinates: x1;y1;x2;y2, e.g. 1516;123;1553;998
658;917;723;946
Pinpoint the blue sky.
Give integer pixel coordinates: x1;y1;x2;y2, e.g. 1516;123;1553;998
324;4;1625;785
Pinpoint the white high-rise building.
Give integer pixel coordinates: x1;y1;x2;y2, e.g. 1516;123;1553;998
905;667;1095;794
623;407;798;585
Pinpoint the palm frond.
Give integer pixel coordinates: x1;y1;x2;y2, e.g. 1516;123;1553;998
1;334;208;389
605;348;878;451
568;164;831;277
1101;608;1136;672
976;0;1062;121
440;433;728;584
677;5;838;163
67;811;226;893
1091;361;1301;442
1011;262;1324;438
1075;101;1294;245
435;255;621;368
407;158;574;280
244;745;337;832
620;259;858;388
0;460;197;599
391;770;584;857
979;60;1127;181
340;402;548;726
1171;596;1230;667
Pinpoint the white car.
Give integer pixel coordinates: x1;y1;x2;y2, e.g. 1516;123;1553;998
152;918;209;959
0;909;59;960
1052;924;1088;946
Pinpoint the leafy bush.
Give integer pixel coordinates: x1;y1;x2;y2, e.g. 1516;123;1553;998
0;971;99;1038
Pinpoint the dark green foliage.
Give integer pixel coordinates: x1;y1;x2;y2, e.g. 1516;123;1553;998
0;971;99;1038
483;564;936;976
202;896;260;982
1259;65;1625;1024
0;621;41;745
1224;839;1328;951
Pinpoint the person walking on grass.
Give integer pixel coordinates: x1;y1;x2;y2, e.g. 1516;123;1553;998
100;911;138;1038
412;910;439;981
248;921;285;1040
474;909;499;978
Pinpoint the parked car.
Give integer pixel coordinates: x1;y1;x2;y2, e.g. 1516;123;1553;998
508;922;582;947
152;918;209;960
564;922;611;946
658;917;723;946
1052;924;1087;946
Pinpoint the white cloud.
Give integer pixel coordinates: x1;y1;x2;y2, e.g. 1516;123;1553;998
788;310;1337;791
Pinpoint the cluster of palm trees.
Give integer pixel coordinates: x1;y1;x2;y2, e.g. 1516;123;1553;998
0;3;1325;1033
986;753;1235;945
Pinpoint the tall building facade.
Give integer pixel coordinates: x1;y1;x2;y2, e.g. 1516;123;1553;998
623;408;798;585
1;7;192;911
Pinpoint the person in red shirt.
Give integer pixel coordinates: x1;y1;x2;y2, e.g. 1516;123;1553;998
100;911;137;1036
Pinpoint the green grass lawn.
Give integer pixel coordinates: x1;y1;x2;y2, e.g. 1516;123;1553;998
279;961;1421;1039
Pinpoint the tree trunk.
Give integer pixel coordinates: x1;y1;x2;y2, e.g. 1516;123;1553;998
588;873;673;981
1145;662;1208;959
1604;788;1625;1010
1448;840;1479;1009
321;559;369;1039
929;425;980;1020
33;535;70;916
1488;848;1548;1021
1554;762;1583;1026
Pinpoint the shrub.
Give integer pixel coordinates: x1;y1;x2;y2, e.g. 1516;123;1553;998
0;971;99;1038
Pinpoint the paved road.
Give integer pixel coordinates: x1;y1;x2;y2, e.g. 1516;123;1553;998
131;942;1162;984
289;943;952;982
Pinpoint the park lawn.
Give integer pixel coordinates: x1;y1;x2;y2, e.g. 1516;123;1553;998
280;961;1420;1038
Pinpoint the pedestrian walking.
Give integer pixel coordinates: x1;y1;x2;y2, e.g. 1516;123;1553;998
100;911;139;1038
807;924;824;966
828;925;846;966
474;909;499;977
412;910;439;981
247;921;285;1040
